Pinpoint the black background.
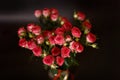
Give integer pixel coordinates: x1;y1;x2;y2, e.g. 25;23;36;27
0;0;119;80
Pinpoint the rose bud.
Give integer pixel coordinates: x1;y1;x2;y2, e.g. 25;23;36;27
27;40;37;50
56;56;64;66
51;46;60;56
42;8;50;17
50;8;58;14
61;46;70;58
31;25;41;35
34;10;42;18
19;38;27;48
86;32;96;43
77;11;86;21
65;35;72;42
50;13;58;21
49;36;56;45
55;27;65;35
54;34;65;45
36;35;44;44
18;27;26;37
61;17;68;25
27;23;35;32
43;55;54;66
82;20;92;30
32;46;42;57
71;27;82;38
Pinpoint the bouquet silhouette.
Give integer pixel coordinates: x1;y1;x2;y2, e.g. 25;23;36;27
18;8;98;80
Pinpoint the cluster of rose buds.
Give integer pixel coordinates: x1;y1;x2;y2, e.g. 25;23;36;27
18;8;97;69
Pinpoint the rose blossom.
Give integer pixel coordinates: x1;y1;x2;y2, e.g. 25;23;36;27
50;13;58;21
27;23;35;32
34;10;42;18
18;27;26;36
71;27;81;38
27;40;37;50
36;35;44;44
62;22;72;31
61;46;70;58
54;34;65;45
50;8;58;14
43;55;54;66
76;43;84;53
51;46;60;56
86;32;96;43
83;20;92;29
55;27;65;35
49;36;55;45
56;56;64;66
31;25;41;35
65;35;72;42
19;38;27;48
42;8;50;17
77;11;86;21
32;46;42;57
43;30;52;38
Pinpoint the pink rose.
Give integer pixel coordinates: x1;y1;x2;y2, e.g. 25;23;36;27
51;46;60;56
55;27;65;35
19;38;27;48
27;23;35;32
42;8;50;17
86;32;96;43
71;27;81;38
61;46;70;58
31;25;41;35
32;46;42;57
50;13;58;21
43;55;54;66
76;43;84;53
43;30;52;38
83;20;92;29
36;35;44;44
65;35;72;42
56;56;64;66
18;27;26;36
27;40;37;50
34;10;42;18
49;36;55;45
77;11;86;21
50;8;58;14
62;22;72;31
54;34;65;45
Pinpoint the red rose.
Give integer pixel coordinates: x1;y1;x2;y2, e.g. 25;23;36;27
54;34;65;45
50;8;58;14
50;13;58;21
31;25;41;35
62;22;72;31
36;35;44;44
55;27;65;35
61;17;68;23
32;46;42;57
86;32;96;43
34;10;42;18
42;8;50;17
77;11;86;21
18;27;26;36
19;38;27;48
61;46;70;58
43;30;52;38
56;56;64;66
27;40;37;50
76;43;84;53
51;46;60;56
83;20;92;29
49;36;55;45
27;23;35;32
43;55;54;66
71;27;81;38
65;35;72;42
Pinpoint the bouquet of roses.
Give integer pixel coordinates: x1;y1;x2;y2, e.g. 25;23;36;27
18;8;98;80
